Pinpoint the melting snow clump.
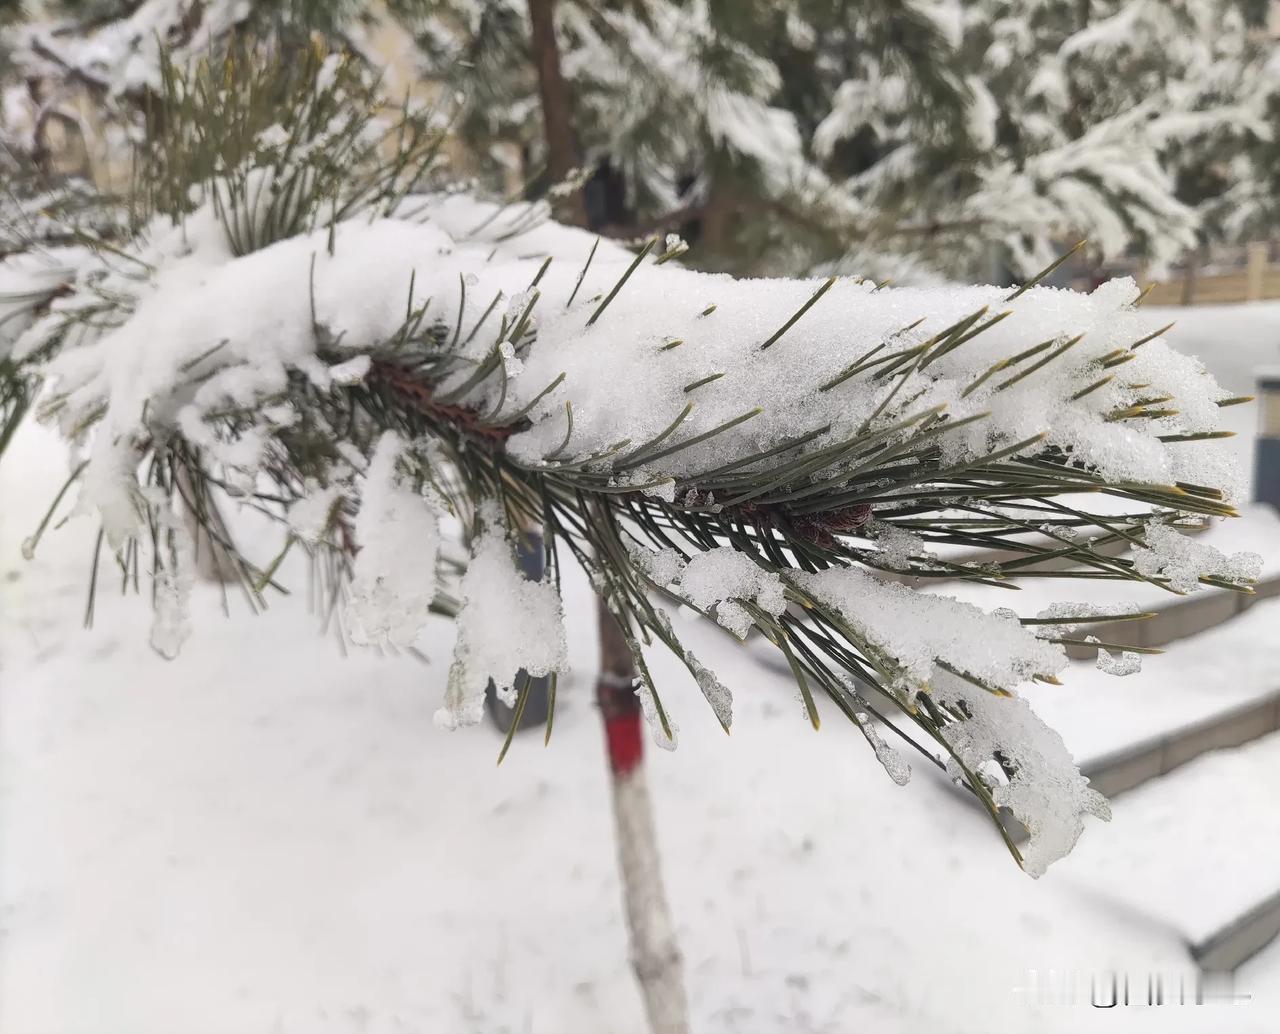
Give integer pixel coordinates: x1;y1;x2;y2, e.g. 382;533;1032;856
436;505;568;730
933;671;1110;877
1132;522;1261;594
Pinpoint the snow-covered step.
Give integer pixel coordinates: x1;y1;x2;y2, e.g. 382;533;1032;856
1055;731;1280;973
1020;598;1280;798
1081;690;1280;798
1238;911;1280;1003
1062;575;1280;659
1196;890;1280;973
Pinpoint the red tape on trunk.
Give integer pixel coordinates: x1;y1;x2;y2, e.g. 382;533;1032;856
604;709;644;775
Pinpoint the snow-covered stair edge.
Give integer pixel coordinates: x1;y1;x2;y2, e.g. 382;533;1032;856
1054;732;1280;980
1062;571;1280;658
1082;688;1280;798
1194;890;1280;973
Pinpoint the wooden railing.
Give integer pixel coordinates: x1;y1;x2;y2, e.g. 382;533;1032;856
1137;242;1280;306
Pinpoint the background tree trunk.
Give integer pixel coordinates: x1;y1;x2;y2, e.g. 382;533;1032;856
1181;241;1207;306
526;0;587;225
596;596;691;1034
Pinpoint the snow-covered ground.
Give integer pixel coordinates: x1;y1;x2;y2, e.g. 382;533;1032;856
1021;597;1280;765
1056;729;1280;947
3;298;1280;1033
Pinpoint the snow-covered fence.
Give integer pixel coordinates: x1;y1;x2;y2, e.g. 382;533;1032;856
1135;243;1280;306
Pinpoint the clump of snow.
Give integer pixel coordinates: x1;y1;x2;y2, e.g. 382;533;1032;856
74;433;146;550
869;520;926;567
285;480;343;545
345;432;443;649
1030;601;1140;639
435;506;568;730
932;671;1111;878
669;546;787;639
1093;641;1142;678
1132;522;1262;593
628;542;687;587
791;567;1066;697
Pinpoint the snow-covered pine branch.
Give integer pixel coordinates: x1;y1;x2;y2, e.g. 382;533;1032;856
1;42;1262;880
7;1;251;100
9;181;1262;875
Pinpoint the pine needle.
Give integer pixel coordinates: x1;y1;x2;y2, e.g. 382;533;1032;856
759;277;836;350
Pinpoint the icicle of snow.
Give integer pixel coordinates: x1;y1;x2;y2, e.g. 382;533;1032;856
851;702;911;786
686;651;732;730
148;508;195;661
345;432;443;649
435;505;568;730
635;674;678;751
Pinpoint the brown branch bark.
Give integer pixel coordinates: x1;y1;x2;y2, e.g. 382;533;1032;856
526;0;587;226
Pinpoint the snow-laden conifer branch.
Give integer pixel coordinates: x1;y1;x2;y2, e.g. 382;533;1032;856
0;48;1263;879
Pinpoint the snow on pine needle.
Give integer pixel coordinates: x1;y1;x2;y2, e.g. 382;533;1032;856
1;55;1263;879
345;431;445;650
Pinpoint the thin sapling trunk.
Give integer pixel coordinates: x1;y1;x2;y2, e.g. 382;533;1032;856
596;596;691;1034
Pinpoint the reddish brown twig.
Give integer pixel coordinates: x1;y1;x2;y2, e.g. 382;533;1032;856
368;361;515;443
